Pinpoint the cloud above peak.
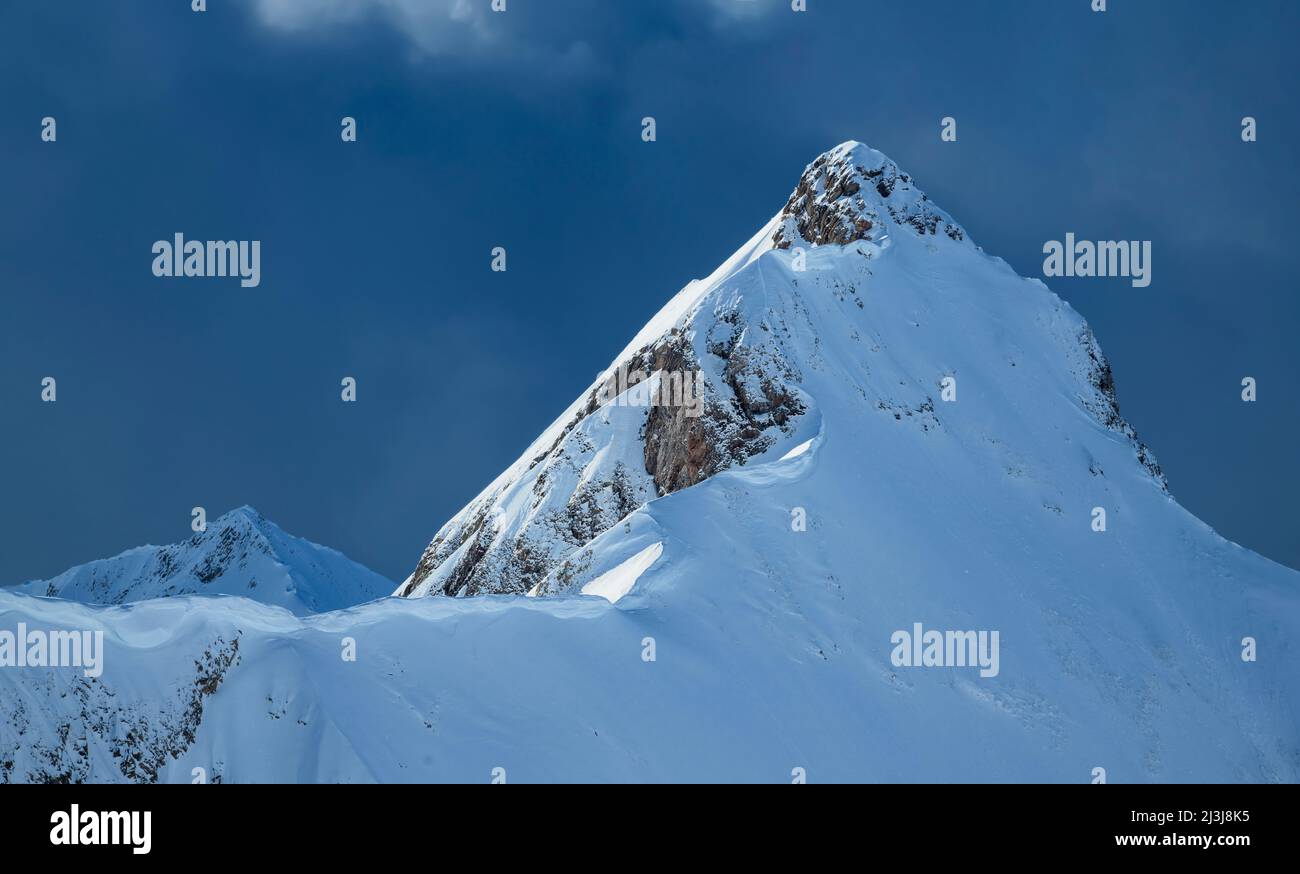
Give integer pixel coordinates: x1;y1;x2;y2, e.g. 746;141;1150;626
246;0;782;64
251;0;495;56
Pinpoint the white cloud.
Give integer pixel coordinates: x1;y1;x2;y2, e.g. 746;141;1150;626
706;0;779;22
250;0;495;56
247;0;780;61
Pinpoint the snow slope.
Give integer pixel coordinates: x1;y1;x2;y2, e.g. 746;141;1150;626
12;506;393;616
1;142;1296;783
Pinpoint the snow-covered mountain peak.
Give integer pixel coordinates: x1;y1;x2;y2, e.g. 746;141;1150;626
203;503;272;541
220;503;268;525
14;507;393;615
771;140;968;251
397;141;1164;599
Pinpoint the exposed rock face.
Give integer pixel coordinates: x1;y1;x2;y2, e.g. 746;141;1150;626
1075;326;1167;487
400;325;806;598
639;330;804;495
399;298;813;599
771;142;965;250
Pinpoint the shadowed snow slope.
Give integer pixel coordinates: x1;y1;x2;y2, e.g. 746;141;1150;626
1;143;1296;783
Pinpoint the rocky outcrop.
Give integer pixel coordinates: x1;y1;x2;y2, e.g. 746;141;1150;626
771;142;965;250
1075;326;1167;488
1;635;240;784
401;320;806;597
639;328;803;495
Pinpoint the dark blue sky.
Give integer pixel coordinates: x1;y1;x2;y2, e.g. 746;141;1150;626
2;0;1297;583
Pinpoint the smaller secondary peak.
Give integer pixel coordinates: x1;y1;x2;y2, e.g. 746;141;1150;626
212;505;267;527
201;505;277;545
771;141;967;250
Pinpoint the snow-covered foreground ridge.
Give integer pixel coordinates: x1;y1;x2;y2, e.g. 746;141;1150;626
1;141;1297;783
